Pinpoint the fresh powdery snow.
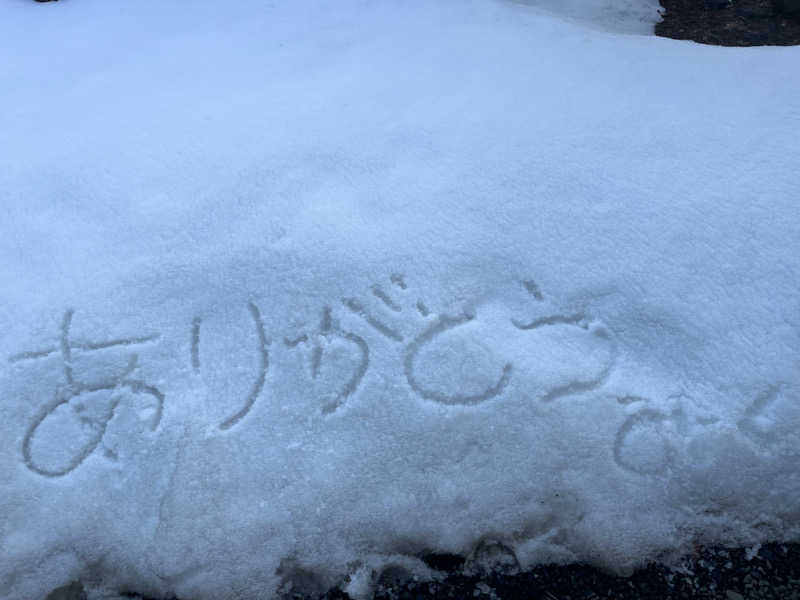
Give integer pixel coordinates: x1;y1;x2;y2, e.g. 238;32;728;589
1;0;798;599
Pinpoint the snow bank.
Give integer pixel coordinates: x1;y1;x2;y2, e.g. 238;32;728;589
510;0;661;32
1;1;798;599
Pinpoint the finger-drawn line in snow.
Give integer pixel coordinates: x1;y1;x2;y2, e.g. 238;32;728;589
284;334;308;348
342;298;404;342
192;303;270;430
12;310;164;478
8;348;57;362
404;313;513;405
615;386;793;478
390;273;407;290
372;286;402;312
220;303;269;429
191;317;201;373
8;313;160;364
541;324;616;403
73;335;161;351
9;275;617;433
737;382;787;443
511;313;586;331
339;276;615;407
613;396;718;478
523;279;544;301
613;406;678;477
510;281;617;403
416;301;431;317
284;306;369;415
616;395;646;405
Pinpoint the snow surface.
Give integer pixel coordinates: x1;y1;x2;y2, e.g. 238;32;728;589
511;0;661;33
1;1;799;599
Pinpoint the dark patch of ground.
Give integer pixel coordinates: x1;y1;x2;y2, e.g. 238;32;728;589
363;543;800;600
47;542;800;599
656;0;800;45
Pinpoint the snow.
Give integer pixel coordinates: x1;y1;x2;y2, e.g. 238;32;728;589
510;0;662;32
0;1;798;599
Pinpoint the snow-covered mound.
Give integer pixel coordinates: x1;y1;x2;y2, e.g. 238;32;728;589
509;0;661;33
1;1;798;599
